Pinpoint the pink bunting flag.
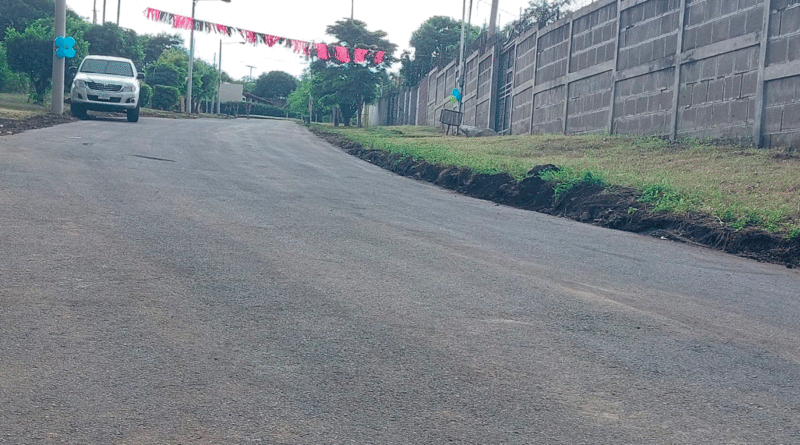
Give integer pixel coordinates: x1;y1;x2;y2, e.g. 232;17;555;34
173;15;194;30
354;48;369;63
335;46;350;63
264;35;279;47
145;7;160;21
316;43;330;60
374;51;385;64
292;40;307;54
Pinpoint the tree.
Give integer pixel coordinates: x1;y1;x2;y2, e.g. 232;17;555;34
83;23;145;67
287;71;318;119
0;0;53;41
4;23;53;103
253;71;298;100
0;42;27;93
4;17;88;103
399;16;480;87
140;33;184;67
309;18;396;126
145;63;183;89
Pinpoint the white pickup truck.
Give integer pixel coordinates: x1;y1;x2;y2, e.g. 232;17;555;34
70;55;144;122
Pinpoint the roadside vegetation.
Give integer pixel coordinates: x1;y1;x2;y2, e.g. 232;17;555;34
313;125;800;238
0;92;48;119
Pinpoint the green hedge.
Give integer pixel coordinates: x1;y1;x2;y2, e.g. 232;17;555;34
139;83;153;108
151;85;179;111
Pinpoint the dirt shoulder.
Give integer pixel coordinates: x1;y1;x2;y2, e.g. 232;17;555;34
312;128;800;269
0;114;76;136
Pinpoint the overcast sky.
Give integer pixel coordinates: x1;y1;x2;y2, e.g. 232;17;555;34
64;0;594;80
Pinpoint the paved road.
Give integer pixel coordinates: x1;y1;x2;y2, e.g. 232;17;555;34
1;117;799;444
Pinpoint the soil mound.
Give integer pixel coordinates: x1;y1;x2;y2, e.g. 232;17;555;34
0;114;76;136
314;129;800;268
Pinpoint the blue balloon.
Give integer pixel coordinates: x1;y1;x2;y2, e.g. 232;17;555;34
55;36;76;59
452;88;462;102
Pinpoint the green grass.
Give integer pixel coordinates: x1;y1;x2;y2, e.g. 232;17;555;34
313;124;800;236
0;93;49;119
539;167;607;202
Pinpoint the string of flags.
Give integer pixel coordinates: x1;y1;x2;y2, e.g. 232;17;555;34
144;7;387;67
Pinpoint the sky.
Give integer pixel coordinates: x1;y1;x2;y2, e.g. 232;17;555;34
63;0;594;81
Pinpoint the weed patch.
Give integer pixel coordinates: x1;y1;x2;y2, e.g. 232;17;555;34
539;168;607;201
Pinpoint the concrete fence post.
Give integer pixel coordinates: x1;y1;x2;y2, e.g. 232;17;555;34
607;0;623;135
669;0;688;141
562;19;574;134
752;0;774;147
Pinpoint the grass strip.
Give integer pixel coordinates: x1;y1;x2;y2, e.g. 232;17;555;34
313;124;800;236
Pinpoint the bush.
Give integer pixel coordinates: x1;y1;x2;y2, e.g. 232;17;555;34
151;85;180;110
139;83;153;108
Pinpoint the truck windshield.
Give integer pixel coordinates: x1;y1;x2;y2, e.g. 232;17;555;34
80;59;134;77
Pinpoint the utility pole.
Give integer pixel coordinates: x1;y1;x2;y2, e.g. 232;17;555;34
488;0;499;35
103;0;107;23
51;0;66;115
93;0;97;24
246;65;256;84
187;0;197;113
351;0;354;19
117;0;121;25
217;40;222;114
458;0;473;116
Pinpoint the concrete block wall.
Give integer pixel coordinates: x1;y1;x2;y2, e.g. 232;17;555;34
388;0;800;149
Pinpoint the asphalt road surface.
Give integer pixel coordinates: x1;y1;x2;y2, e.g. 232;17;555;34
1;116;799;444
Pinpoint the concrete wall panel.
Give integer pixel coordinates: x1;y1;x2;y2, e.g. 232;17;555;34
566;71;614;134
614;67;674;135
763;74;800;148
532;85;566;134
511;87;534;135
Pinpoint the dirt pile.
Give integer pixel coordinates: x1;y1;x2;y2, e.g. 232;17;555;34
314;129;800;268
0;114;76;136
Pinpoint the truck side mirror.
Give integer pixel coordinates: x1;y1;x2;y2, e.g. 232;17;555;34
137;73;145;80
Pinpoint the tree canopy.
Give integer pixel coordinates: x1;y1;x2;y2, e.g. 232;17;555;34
399;16;481;88
253;71;298;100
83;23;145;67
141;33;184;67
0;0;54;41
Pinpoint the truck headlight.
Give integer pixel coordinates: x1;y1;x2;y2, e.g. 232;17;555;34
73;80;86;88
121;84;136;92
